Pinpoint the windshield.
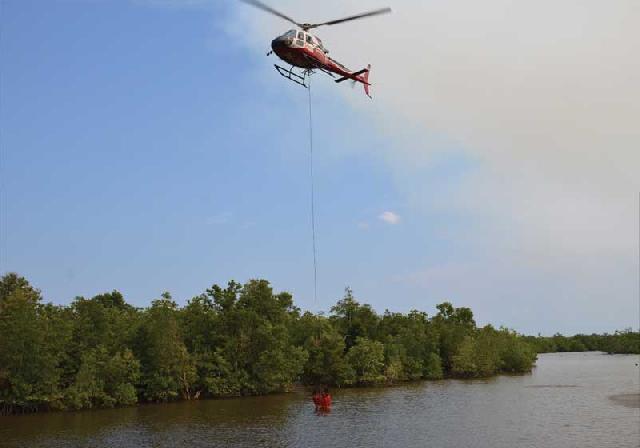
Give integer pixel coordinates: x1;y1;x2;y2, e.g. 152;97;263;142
314;36;327;52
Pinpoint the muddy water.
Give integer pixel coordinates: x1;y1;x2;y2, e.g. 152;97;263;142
1;352;638;448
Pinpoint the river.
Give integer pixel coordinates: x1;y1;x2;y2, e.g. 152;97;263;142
1;352;638;448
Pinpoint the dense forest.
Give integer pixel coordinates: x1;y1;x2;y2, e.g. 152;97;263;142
524;331;640;355
0;273;637;415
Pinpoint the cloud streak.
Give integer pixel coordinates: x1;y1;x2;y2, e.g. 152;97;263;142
379;211;400;225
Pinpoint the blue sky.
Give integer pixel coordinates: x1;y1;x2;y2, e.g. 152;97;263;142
2;0;638;335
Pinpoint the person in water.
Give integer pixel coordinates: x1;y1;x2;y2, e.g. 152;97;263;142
312;388;322;410
320;387;332;410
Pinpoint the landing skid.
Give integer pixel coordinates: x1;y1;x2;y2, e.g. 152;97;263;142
274;64;313;88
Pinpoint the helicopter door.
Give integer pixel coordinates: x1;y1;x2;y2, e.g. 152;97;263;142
305;34;315;50
296;31;305;47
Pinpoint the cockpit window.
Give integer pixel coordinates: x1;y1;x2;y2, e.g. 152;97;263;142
298;32;304;40
284;30;296;38
306;35;313;44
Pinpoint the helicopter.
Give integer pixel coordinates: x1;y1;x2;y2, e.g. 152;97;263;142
239;0;391;98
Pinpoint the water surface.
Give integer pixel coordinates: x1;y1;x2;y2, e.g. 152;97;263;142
1;352;638;448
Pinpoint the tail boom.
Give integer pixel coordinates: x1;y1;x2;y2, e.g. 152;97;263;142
335;64;372;98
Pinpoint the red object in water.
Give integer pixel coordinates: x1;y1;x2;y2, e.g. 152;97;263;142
312;392;322;408
321;393;332;409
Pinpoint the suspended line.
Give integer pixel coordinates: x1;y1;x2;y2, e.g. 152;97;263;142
307;77;318;306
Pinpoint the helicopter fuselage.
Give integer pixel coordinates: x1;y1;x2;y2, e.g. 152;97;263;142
270;29;371;96
272;30;329;68
240;1;390;97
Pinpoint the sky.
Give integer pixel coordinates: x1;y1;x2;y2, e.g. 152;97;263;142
1;0;638;335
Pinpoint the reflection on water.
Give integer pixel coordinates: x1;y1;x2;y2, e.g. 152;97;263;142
1;352;638;448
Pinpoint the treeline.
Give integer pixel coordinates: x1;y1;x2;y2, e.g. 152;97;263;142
0;273;539;414
523;332;640;354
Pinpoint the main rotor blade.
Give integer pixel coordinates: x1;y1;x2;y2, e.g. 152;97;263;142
238;0;301;28
304;7;392;30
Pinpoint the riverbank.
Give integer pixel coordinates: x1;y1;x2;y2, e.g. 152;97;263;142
2;353;638;448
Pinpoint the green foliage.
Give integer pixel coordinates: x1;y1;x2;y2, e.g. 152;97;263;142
346;337;385;384
0;273;42;307
379;310;439;381
193;348;243;397
135;293;196;402
12;273;638;415
527;330;640;355
497;329;537;373
64;347;140;409
330;288;379;349
295;313;352;386
63;291;138;388
203;280;308;395
451;336;478;376
423;352;444;379
0;274;71;414
451;327;537;378
432;302;476;372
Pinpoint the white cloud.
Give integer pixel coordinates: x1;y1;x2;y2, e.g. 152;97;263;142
378;211;400;225
234;0;639;248
232;0;640;330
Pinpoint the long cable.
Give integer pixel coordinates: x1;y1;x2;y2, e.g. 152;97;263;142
307;78;318;306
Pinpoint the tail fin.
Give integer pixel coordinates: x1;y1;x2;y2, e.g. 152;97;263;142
362;64;371;98
334;64;372;97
